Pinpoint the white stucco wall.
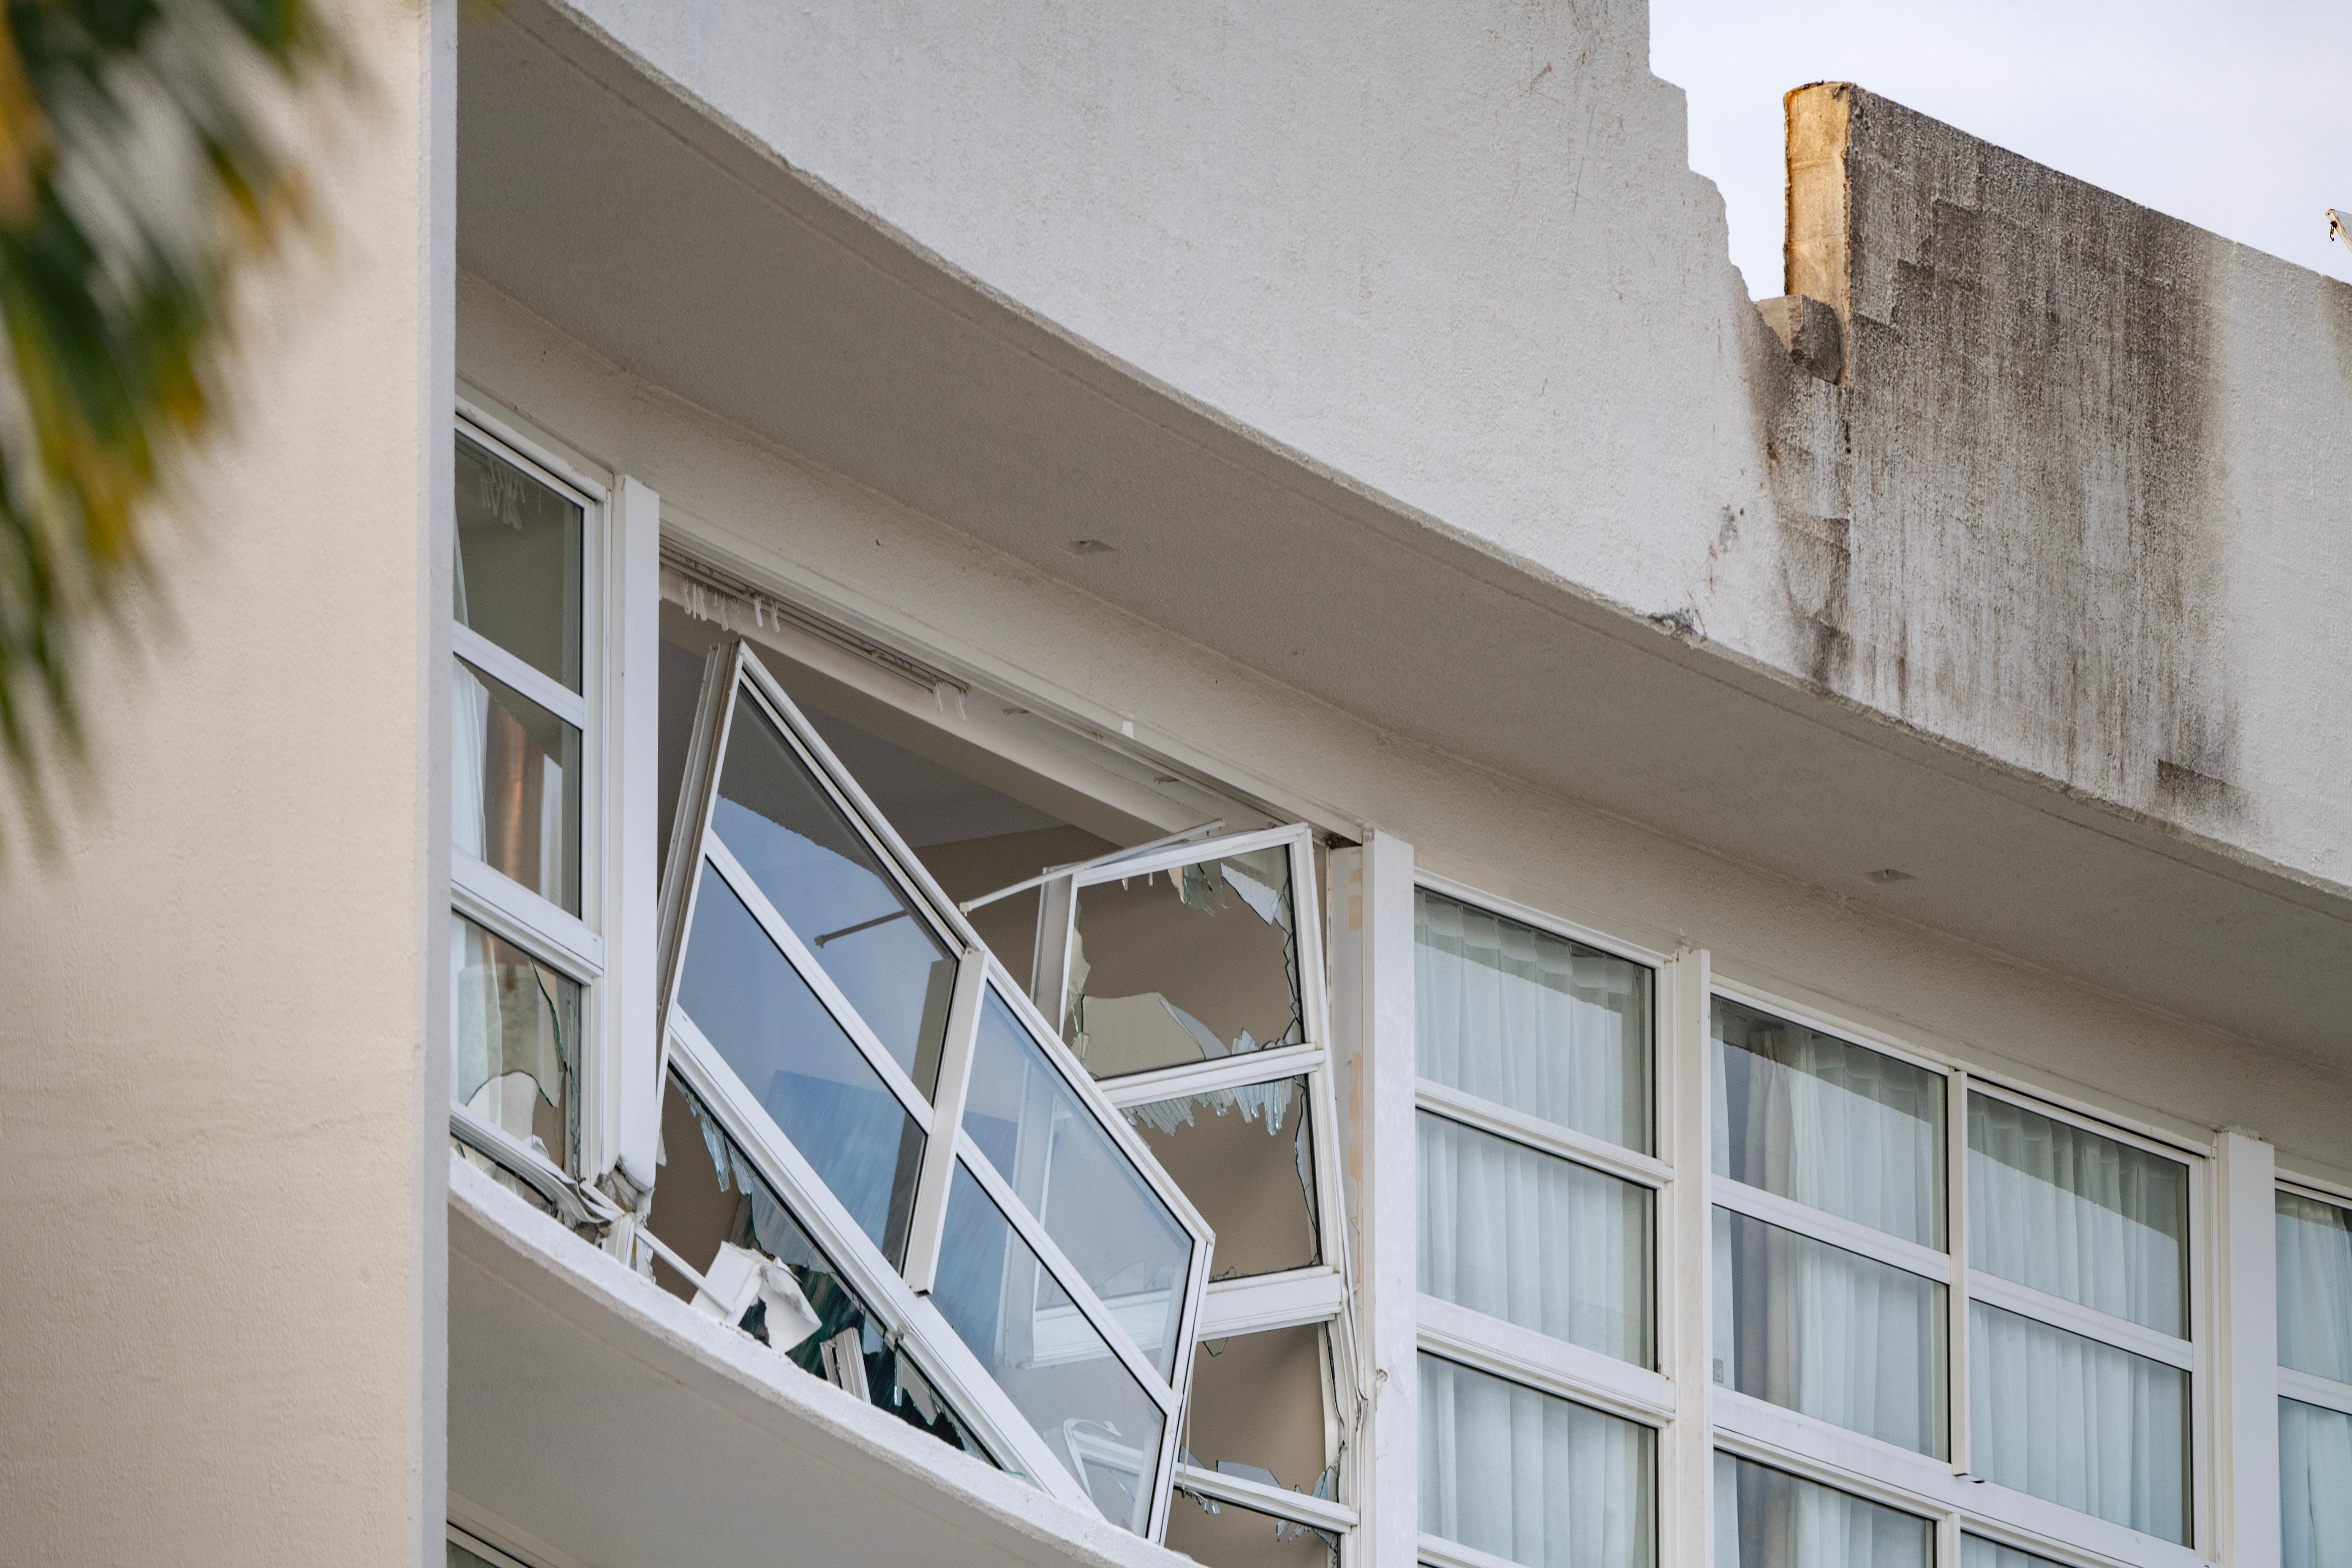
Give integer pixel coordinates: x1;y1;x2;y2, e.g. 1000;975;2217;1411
458;273;2352;1189
0;3;452;1563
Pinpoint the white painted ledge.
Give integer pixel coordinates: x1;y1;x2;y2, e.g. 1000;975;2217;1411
447;1154;1188;1568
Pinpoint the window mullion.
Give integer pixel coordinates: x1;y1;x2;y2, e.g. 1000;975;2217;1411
1097;1042;1327;1107
452;851;604;980
1949;1064;1972;1479
900;950;988;1294
453;625;588;730
1416;1079;1669;1189
1709;1175;1950;1282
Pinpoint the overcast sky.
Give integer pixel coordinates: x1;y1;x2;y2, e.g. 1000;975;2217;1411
1650;0;2352;300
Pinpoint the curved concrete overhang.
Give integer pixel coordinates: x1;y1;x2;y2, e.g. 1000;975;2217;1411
455;0;2352;1066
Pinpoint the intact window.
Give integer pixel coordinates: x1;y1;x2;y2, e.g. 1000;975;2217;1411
2278;1185;2352;1568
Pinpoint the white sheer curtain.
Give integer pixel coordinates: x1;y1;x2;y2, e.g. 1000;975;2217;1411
2281;1399;2352;1568
1958;1537;2064;1568
1709;999;1943;1247
452;660;490;862
1419;1354;1654;1568
1416;890;1650;1150
1710;1451;1929;1568
1711;1209;1944;1455
1968;1095;2186;1333
2277;1190;2352;1381
1418;1111;1651;1365
1969;1300;2187;1542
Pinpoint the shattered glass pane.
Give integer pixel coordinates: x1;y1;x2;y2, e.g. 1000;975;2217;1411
453;657;581;914
933;1160;1166;1534
678;863;924;1262
454;432;582;692
710;691;958;1097
961;987;1194;1376
1067;846;1302;1080
1127;1076;1318;1279
450;912;578;1173
1416;887;1653;1154
451;1137;558;1219
648;1075;991;1459
1184;1323;1336;1508
1164;1490;1338;1568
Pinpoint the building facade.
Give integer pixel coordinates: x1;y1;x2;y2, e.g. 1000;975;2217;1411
3;5;2349;1568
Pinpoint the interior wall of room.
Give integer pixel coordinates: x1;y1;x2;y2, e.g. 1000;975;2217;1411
0;5;455;1565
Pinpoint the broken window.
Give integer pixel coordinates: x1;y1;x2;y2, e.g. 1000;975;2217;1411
451;912;579;1173
653;638;1211;1538
1165;1491;1339;1568
1127;1077;1319;1279
646;1070;988;1457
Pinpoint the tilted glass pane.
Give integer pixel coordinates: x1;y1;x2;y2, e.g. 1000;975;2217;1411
710;691;957;1097
1165;1491;1337;1568
961;987;1194;1377
1711;1452;1930;1568
932;1162;1165;1535
647;1074;990;1460
1067;845;1301;1080
1968;1093;2187;1336
2278;1189;2352;1382
1960;1537;2068;1568
1416;888;1652;1153
454;432;582;691
453;658;582;915
1419;1111;1652;1367
1185;1322;1336;1500
1968;1299;2188;1543
1418;1354;1655;1568
2282;1397;2352;1568
450;912;578;1173
1711;1207;1945;1456
1711;997;1944;1248
1127;1075;1319;1279
678;863;924;1262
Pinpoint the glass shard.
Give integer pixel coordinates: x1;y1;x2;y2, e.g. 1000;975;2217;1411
1967;1093;2186;1335
1416;888;1652;1153
932;1160;1165;1533
1127;1077;1320;1279
1068;847;1301;1080
960;987;1194;1375
1421;1111;1652;1367
710;691;957;1097
677;863;924;1262
454;432;583;691
453;657;581;914
1712;997;1945;1248
450;912;578;1172
1711;1207;1945;1455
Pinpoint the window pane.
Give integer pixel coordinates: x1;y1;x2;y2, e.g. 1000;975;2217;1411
1711;997;1944;1248
1419;1111;1652;1367
1416;889;1652;1152
1711;1453;1930;1568
1418;1354;1655;1568
710;692;958;1097
454;433;581;691
450;912;578;1173
961;987;1194;1377
1711;1208;1944;1456
1185;1322;1336;1500
678;864;924;1262
1068;846;1302;1080
1960;1540;2066;1568
1968;1299;2188;1543
1127;1076;1319;1279
932;1162;1165;1534
647;1074;990;1460
1165;1492;1337;1568
453;658;581;915
2278;1190;2352;1383
2282;1397;2352;1568
1968;1093;2187;1336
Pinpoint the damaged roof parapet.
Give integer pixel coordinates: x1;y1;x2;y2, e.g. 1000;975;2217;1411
1756;294;1842;384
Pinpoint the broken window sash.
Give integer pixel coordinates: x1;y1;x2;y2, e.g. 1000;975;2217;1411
452;911;580;1175
654;638;1211;1539
1126;1076;1320;1279
1182;1322;1342;1519
1165;1487;1340;1568
648;1070;993;1459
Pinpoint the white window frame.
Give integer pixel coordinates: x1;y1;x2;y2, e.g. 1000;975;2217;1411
2275;1174;2352;1421
1704;975;2215;1568
1025;822;1364;1549
1407;874;1677;1568
651;637;1214;1539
